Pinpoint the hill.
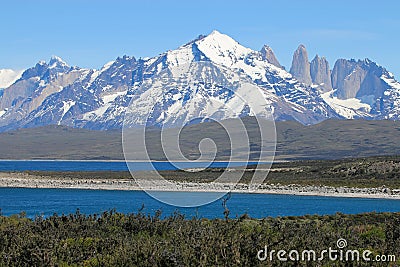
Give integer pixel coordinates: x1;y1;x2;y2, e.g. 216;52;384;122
0;119;399;160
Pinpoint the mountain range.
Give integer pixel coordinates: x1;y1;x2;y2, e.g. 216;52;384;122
0;30;399;131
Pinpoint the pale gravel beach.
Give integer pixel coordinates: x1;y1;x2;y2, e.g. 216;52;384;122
1;172;400;199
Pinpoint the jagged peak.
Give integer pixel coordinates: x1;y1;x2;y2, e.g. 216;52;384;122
260;45;282;68
363;58;372;64
49;55;69;69
294;44;308;56
37;60;47;66
50;55;65;63
360;58;382;69
260;45;275;55
290;44;312;84
333;58;381;70
262;44;272;50
312;54;329;62
297;44;307;50
117;55;136;61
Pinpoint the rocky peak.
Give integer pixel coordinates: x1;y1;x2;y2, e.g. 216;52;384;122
19;57;70;83
260;45;282;68
49;56;69;69
331;58;390;100
310;55;332;92
290;44;312;84
20;61;49;80
114;55;136;64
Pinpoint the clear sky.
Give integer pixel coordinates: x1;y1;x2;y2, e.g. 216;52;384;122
1;0;399;78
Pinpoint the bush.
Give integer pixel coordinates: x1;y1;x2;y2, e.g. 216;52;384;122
0;211;399;266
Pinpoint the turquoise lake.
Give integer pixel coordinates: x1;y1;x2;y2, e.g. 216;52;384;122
0;161;399;218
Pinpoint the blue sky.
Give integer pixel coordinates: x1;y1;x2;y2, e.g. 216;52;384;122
2;0;400;77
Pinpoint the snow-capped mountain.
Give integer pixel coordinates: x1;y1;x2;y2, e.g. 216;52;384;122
327;58;400;120
0;30;400;131
0;55;137;131
289;46;400;120
122;30;338;128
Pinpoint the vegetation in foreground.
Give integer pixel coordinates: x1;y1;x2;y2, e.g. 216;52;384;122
0;210;400;266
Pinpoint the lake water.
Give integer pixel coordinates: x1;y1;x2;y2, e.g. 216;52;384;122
1;188;400;219
0;161;399;219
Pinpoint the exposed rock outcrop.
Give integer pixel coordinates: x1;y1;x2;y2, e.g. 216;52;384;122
290;44;312;84
310;55;332;92
331;58;389;100
260;45;282;68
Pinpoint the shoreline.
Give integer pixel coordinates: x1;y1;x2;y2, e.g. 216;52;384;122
1;172;399;200
0;159;286;163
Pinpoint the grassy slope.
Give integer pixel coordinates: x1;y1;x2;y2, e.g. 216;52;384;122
0;126;123;160
0;119;400;160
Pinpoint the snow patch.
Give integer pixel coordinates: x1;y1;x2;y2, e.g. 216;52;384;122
381;74;400;90
38;80;46;87
197;30;252;67
102;91;127;104
167;46;194;67
0;69;24;88
100;61;115;72
321;90;372;119
89;70;100;84
58;100;76;125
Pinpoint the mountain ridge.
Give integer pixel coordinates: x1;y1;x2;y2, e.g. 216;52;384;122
0;30;399;131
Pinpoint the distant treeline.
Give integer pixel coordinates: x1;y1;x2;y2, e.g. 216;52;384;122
0;210;399;266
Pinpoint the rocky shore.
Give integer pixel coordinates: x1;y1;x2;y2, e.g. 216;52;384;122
1;172;399;199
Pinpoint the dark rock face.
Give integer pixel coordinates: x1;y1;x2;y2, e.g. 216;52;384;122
331;59;360;98
310;55;332;92
260;45;282;68
332;58;389;100
290;45;312;85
